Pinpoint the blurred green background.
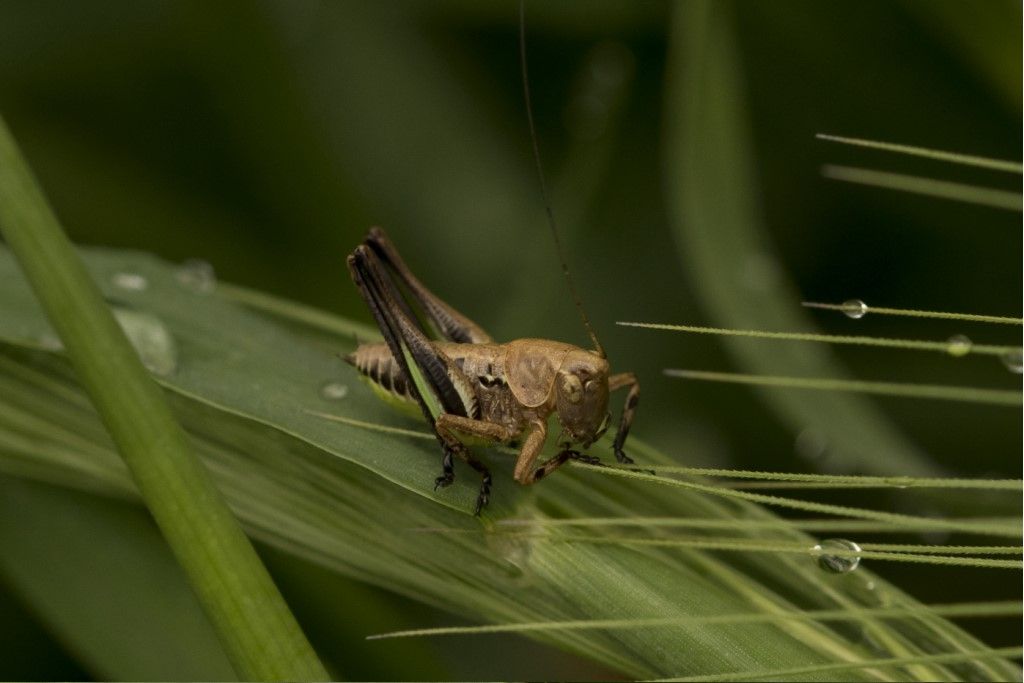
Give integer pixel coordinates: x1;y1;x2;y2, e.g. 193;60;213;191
0;0;1020;679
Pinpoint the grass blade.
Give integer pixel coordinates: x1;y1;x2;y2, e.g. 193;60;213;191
625;466;1022;491
0;118;327;681
661;646;1023;682
816;134;1023;173
618;321;1019;357
664;369;1022;407
573;463;1022;536
822;165;1022;211
368;600;1021;639
801;301;1023;325
496;516;1021;537
555;536;1021;569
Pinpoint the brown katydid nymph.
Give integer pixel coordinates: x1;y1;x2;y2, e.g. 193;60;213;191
344;2;640;515
345;229;640;515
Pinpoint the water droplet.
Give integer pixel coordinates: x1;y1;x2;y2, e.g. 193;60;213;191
945;334;972;357
319;382;348;400
112;272;148;292
841;299;867;319
175;259;216;293
37;332;64;351
812;538;861;574
794;428;828;461
1000;349;1023;374
112;309;177;376
487;517;539;577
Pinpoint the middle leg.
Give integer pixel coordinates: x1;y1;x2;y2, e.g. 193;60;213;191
435;414;516;515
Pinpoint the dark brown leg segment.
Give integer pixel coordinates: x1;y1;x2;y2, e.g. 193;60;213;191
435;414;518;515
348;246;489;511
364;227;493;344
608;372;640;465
433;430;491;515
522;450;603;484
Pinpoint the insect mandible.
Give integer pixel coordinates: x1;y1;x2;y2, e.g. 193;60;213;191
344;4;640;515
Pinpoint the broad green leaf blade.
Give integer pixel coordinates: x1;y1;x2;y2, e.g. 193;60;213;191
0;246;1017;680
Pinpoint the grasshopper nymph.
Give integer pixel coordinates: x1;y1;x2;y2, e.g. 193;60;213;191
345;228;640;515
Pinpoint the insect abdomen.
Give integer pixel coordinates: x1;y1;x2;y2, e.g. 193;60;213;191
345;343;417;408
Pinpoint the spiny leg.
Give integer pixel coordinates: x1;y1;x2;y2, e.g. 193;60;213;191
512;422;606;484
609;372;640;465
348;247;483;503
435;449;455;490
522;449;604;484
433;430;491;515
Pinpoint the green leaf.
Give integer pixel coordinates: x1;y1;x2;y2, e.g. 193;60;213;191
0;245;1016;680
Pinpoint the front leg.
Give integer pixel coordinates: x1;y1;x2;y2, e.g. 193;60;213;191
522;449;604;484
609;372;640;464
512;421;548;485
512;422;600;485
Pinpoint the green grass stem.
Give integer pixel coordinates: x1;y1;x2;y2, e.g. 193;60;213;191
495;516;1021;537
368;600;1020;640
664;369;1022;406
554;536;1020;569
822;165;1022;211
816;134;1023;173
801;301;1023;325
660;646;1024;682
574;464;1024;536
618;321;1020;357
0;117;327;681
628;465;1022;491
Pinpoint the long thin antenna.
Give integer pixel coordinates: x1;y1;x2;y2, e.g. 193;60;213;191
518;0;605;358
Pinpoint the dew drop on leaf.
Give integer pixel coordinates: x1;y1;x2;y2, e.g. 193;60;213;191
812;538;861;574
37;331;64;351
841;299;867;319
112;308;178;377
945;334;972;357
176;259;216;293
794;427;828;461
319;382;349;400
112;271;149;291
1000;349;1023;374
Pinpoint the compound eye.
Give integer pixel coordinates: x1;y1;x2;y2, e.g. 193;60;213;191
561;374;583;404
